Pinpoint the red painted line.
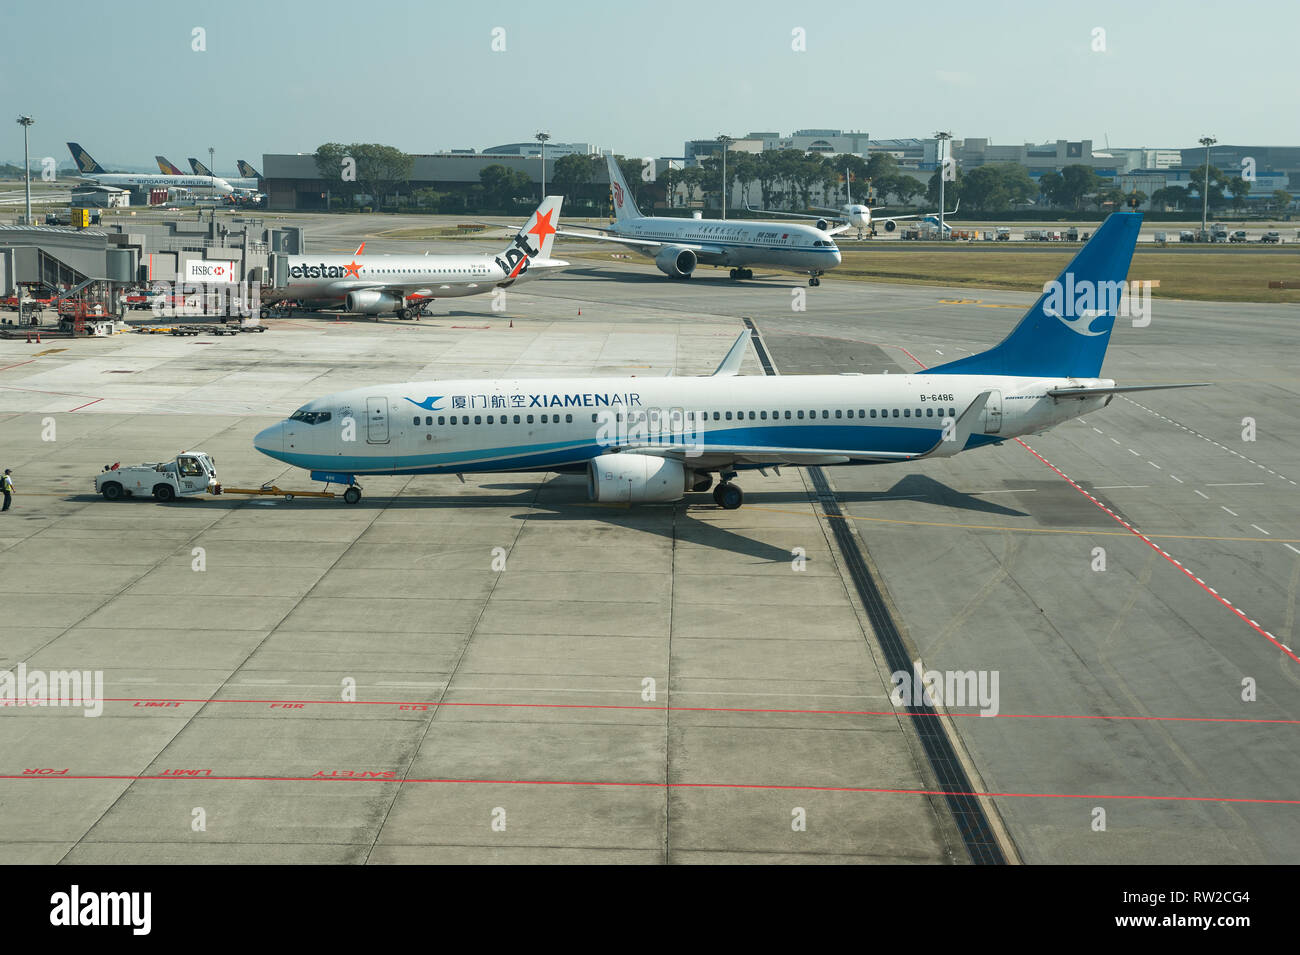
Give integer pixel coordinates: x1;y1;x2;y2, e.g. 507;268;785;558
1017;439;1300;666
1;773;1294;805
895;345;928;368
88;697;1300;725
0;359;37;373
0;384;101;400
893;342;1295;665
67;397;103;412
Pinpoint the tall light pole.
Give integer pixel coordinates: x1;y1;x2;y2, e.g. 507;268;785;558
17;115;34;226
1198;135;1216;240
535;131;551;198
208;146;215;176
717;134;733;219
935;131;952;238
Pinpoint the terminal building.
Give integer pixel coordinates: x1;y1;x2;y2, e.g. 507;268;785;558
0;218;303;327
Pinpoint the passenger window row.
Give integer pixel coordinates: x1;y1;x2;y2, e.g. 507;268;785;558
414;413;576;426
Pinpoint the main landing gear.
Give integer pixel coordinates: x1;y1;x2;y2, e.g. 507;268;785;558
710;471;743;509
729;268;754;280
712;482;744;510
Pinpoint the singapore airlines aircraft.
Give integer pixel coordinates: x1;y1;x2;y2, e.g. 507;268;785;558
559;155;841;285
259;196;566;319
254;213;1200;508
67;143;234;197
188;157;260;194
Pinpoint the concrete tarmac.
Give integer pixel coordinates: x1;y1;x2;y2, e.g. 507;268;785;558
1;244;1295;863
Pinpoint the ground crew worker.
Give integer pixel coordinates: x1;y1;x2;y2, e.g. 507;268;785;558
1;469;13;511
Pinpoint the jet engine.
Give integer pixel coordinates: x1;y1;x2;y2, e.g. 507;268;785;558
883;219;897;232
345;289;402;315
815;218;829;232
654;246;697;278
587;453;689;503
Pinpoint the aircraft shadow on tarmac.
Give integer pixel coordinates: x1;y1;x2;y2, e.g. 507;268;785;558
557;266;782;286
68;472;1022;566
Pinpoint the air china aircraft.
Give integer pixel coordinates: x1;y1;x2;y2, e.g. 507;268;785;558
254;213;1200;508
559;155;841;285
259;196;566;319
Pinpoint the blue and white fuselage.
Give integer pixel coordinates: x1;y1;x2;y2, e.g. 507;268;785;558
254;213;1202;509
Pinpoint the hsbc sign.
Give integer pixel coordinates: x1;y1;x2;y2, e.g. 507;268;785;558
185;260;238;283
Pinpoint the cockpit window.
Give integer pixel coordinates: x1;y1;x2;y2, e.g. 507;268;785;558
289;410;332;425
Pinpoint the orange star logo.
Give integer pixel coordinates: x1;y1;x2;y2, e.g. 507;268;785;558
343;260;361;278
528;209;557;246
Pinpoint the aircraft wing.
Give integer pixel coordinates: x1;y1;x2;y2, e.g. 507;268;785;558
615;443;920;468
744;204;843;223
1046;383;1209;398
876;199;961;224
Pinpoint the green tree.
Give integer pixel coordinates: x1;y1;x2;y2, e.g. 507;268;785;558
1094;186;1126;210
1228;176;1251;212
1271;188;1294;212
1057;165;1104;210
313;142;361;208
927;165;962;206
351;144;413;209
479;164;531;210
1150;185;1188;210
865;151;899;184
1186;164;1227;210
1037;170;1064;207
551;153;599;204
884;174;923;206
680;166;706;206
731;152;759;208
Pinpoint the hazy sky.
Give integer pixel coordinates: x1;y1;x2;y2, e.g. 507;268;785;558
4;0;1297;172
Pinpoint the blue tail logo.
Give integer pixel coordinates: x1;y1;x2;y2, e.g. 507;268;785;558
929;212;1142;379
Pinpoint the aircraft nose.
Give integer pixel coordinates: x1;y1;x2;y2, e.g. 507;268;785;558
253;421;284;457
830;247;843;265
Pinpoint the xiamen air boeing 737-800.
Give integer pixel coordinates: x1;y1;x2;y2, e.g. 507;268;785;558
259;196;566;319
559;155;841;285
254;213;1203;508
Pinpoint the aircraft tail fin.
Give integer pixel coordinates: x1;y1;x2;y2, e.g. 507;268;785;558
606;155;643;223
494;196;564;280
237;159;262;178
67;143;104;174
711;331;752;376
156;156;185;175
189;157;214;177
928;212;1142;379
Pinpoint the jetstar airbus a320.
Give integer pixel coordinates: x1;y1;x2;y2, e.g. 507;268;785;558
260;197;567;320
